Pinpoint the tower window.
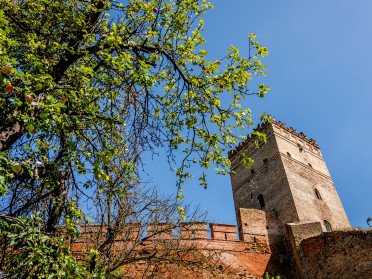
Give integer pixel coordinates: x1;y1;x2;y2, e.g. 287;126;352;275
314;188;322;200
324;220;332;232
191;230;195;239
287;152;291;157
257;194;265;209
251;169;255;175
298;144;303;152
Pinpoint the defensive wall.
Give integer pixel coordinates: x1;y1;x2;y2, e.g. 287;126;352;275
70;209;274;278
69;118;372;278
70;210;372;278
287;222;372;279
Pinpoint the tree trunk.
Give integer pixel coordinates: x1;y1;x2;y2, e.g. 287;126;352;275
0;121;25;151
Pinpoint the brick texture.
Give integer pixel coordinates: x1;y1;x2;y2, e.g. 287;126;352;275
299;230;372;279
69;119;369;279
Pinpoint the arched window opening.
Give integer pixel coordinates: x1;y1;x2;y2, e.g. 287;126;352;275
258;194;265;209
324;220;332;232
251;169;255;175
315;188;322;200
298;143;303;152
287;152;291;158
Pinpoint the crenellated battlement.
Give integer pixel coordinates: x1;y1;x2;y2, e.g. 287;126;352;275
69;208;279;245
73;221;243;242
68;208;275;263
69;211;275;279
267;117;318;147
228;116;319;159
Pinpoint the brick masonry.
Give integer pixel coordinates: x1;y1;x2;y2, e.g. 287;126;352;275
290;226;372;279
71;219;272;278
229;119;351;232
71;119;371;278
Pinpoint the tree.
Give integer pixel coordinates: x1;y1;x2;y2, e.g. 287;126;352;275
0;187;214;278
0;0;269;277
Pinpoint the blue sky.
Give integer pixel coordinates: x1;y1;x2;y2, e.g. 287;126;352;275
145;0;372;228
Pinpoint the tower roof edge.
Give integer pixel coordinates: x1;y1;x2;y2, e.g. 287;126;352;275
228;116;319;159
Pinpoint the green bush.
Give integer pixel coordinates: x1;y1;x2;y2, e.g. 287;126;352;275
0;215;105;279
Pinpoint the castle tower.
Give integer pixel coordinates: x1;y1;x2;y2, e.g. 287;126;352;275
229;118;351;233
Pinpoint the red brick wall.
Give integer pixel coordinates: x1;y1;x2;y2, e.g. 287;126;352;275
71;222;273;278
298;230;372;279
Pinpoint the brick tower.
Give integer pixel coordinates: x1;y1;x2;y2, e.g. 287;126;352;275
228;118;351;233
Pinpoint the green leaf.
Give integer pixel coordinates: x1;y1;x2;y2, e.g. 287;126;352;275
26;123;35;133
0;175;7;196
35;83;43;90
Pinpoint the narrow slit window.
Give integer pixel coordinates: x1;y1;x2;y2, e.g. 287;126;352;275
287;152;291;157
308;163;313;168
298;143;303;152
258;194;265;209
224;233;227;240
191;230;195;239
324;220;332;232
251;169;255;175
315;188;322;200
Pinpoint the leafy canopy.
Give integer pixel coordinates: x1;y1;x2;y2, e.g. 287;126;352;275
0;0;269;277
0;0;269;238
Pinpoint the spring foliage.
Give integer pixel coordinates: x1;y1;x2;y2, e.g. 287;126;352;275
0;0;269;277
